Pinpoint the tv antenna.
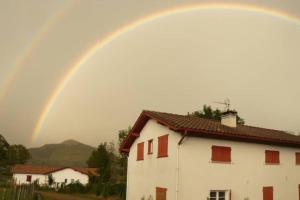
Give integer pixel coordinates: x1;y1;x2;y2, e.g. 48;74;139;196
213;98;231;111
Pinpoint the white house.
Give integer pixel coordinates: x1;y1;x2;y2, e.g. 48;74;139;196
11;164;99;187
120;110;300;200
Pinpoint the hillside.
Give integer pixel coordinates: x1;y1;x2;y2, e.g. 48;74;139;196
28;139;95;167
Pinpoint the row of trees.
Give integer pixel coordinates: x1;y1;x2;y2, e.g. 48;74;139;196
0;135;31;183
85;127;130;199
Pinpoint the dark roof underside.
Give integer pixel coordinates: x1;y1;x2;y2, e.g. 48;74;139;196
120;110;300;152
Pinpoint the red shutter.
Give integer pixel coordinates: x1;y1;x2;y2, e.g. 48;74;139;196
148;139;153;154
211;146;231;162
298;185;300;200
265;150;280;164
26;175;32;182
156;187;167;200
158;135;168;158
263;186;273;200
296;153;300;165
137;142;144;160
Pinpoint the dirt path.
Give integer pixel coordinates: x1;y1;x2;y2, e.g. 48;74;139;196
39;191;113;200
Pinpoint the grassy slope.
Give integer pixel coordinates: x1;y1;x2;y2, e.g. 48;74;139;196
40;192;119;200
28;140;96;167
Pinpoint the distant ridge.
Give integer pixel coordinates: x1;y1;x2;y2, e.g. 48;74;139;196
28;139;95;167
61;139;85;146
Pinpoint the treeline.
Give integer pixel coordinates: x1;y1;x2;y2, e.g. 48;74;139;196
69;127;129;199
0;135;31;183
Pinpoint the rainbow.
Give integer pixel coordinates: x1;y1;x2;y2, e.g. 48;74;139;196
31;2;300;142
0;1;79;103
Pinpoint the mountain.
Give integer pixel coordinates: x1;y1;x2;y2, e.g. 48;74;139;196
28;139;95;167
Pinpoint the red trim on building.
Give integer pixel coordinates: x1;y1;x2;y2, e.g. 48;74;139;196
120;110;300;154
148;139;153;154
211;145;231;162
11;164;99;176
263;186;273;200
26;175;32;182
158;135;168;158
265;150;280;164
156;187;167;200
298;184;300;200
137;142;144;161
296;152;300;165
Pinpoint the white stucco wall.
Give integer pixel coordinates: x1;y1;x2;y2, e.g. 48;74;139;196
127;119;181;200
178;136;300;200
127;119;300;200
13;174;47;185
13;168;89;186
51;168;89;185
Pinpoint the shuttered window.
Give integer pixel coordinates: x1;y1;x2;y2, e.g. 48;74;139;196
156;187;167;200
296;152;300;165
211;145;231;162
298;185;300;200
148;139;153;154
263;186;273;200
158;135;168;158
26;175;32;182
137;142;144;161
265;150;280;164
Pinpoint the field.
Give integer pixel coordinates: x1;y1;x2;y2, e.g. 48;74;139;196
39;192;120;200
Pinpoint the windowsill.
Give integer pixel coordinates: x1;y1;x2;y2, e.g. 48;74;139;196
210;160;232;164
157;155;168;158
265;163;280;165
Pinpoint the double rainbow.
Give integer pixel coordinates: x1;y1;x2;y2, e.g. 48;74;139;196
30;2;300;142
0;1;79;102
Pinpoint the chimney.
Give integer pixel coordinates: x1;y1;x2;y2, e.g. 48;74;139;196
221;110;237;128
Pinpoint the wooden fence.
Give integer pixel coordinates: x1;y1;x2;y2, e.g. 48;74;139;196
0;183;37;200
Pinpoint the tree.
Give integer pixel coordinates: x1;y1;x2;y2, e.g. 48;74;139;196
190;105;245;124
86;128;130;198
87;143;112;183
48;174;54;187
117;127;130;200
6;145;31;165
0;135;9;166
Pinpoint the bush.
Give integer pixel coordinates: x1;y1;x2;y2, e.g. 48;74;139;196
58;181;88;194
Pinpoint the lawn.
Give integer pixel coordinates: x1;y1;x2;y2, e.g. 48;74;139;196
39;191;120;200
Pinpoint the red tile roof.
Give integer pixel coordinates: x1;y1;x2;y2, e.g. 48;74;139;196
120;110;300;152
11;164;99;176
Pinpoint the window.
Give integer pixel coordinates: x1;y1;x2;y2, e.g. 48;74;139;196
65;179;68;183
158;135;168;158
296;152;300;165
209;191;226;200
265;150;280;164
137;142;144;160
148;139;153;154
211;146;231;162
263;186;273;200
298;185;300;200
26;175;32;182
156;187;167;200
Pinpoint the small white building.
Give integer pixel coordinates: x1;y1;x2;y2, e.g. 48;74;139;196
11;164;98;187
121;110;300;200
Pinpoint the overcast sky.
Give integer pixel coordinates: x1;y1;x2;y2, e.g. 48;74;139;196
1;0;300;148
